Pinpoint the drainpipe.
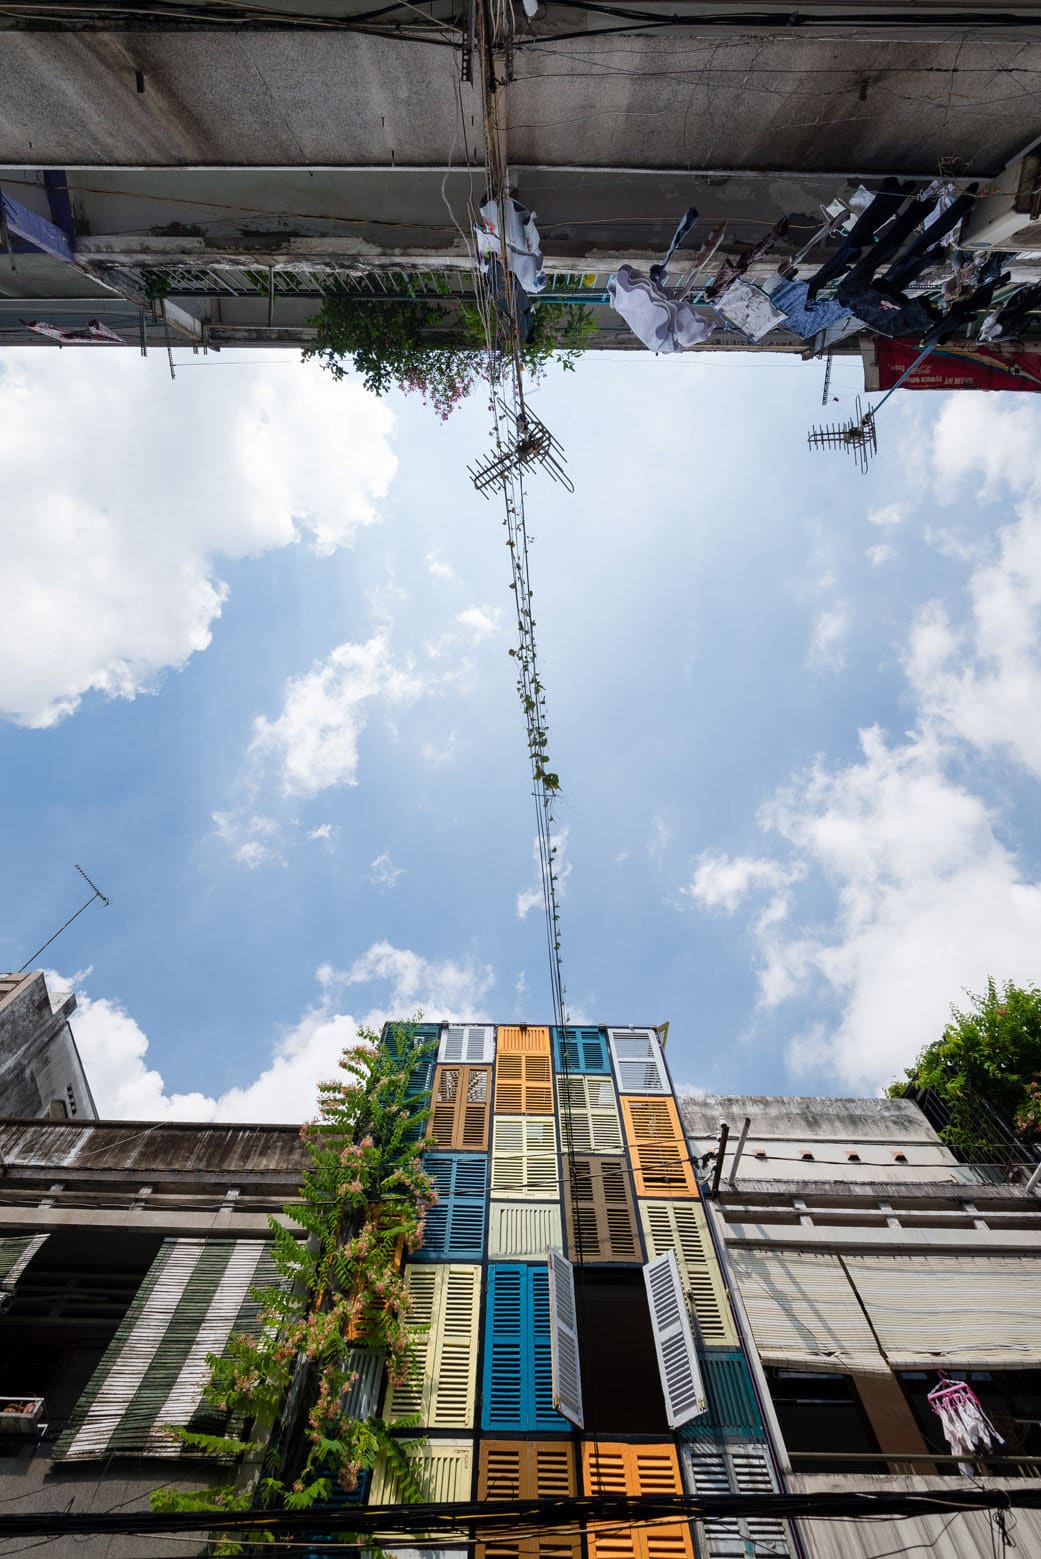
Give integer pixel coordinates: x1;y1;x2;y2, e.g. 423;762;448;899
709;1120;729;1198
727;1117;751;1190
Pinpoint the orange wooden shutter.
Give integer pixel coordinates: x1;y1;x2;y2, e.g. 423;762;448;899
478;1440;577;1559
495;1052;554;1114
621;1097;698;1197
563;1156;641;1262
427;1064;491;1150
582;1443;693;1559
498;1025;552;1054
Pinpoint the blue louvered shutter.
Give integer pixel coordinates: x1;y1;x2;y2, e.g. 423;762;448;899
415;1153;488;1261
552;1027;609;1074
482;1264;569;1432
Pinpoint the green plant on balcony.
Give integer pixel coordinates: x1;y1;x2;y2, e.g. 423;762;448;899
149;1020;438;1550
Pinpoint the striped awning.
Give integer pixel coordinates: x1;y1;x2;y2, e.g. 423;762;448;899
729;1250;888;1373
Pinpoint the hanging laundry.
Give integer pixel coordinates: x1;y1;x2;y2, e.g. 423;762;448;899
805;178;914;299
705;216;790;300
476;196;547;295
483;255;536;344
979;282;1041;342
767;278;857;340
921;272;1010;348
927;1376;1003;1476
607;264;720;352
831;281;938;339
649;205;699;286
920;178;960;244
713;278;786;341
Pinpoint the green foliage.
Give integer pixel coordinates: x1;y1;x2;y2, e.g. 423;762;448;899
303;294;596;418
150;1019;438;1530
890;977;1041;1146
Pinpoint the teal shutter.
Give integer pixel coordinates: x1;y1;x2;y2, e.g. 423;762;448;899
680;1351;765;1441
482;1264;569;1432
54;1238;283;1461
415;1153;488;1261
552;1027;609;1074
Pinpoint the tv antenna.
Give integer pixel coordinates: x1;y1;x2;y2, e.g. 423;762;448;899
18;865;110;973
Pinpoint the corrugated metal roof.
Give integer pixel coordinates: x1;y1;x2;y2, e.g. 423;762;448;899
788;1475;1041;1558
0;1120;308;1174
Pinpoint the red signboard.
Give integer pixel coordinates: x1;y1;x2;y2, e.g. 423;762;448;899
874;339;1041;392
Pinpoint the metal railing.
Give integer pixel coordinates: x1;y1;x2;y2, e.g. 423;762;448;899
120;263;611;305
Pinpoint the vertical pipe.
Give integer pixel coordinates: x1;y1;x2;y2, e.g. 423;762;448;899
727;1116;752;1189
709;1120;729;1199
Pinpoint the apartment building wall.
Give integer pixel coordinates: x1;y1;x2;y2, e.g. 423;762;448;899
0;972;96;1122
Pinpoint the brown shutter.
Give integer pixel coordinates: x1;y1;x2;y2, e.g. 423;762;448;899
564;1156;641;1262
427;1065;491;1150
479;1440;578;1559
495;1052;554;1114
621;1097;698;1197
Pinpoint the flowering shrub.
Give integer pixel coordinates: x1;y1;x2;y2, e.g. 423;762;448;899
151;1019;438;1541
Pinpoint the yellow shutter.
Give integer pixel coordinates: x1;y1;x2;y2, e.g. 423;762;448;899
370;1436;473;1504
498;1026;551;1054
385;1265;480;1426
495;1053;554;1114
640;1201;738;1347
491;1116;559;1198
557;1075;624;1154
621;1097;698;1197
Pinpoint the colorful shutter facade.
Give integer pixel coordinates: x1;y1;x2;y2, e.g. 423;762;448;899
583;1443;695;1559
55;1237;281;1461
552;1027;610;1073
547;1246;584;1428
415;1153;488;1261
557;1074;625;1154
498;1026;552;1054
644;1250;707;1428
428;1064;491;1151
438;1025;496;1063
482;1262;570;1431
680;1350;765;1441
488;1200;563;1260
680;1442;792;1558
640;1200;738;1347
491;1115;559;1197
370;1438;473;1504
607;1029;670;1093
621;1097;699;1197
495;1052;554;1114
478;1440;578;1559
563;1155;641;1262
385;1264;480;1427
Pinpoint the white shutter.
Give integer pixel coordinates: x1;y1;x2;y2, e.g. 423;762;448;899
680;1443;791;1559
488;1200;563;1260
547;1247;584;1428
438;1025;495;1063
643;1250;706;1428
557;1075;624;1153
607;1028;669;1093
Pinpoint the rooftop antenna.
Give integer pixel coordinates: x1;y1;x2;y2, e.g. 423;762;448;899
17;865;110;973
807;394;878;475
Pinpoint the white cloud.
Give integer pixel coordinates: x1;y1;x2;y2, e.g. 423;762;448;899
931;396;1039;505
307;823;337;843
56;944;495;1121
516;828;572;920
866;502;906;529
368;850;404;890
421;731;460;768
648;816;672;869
685;851;800;914
807;605;849;674
425;549;455;582
211;811;284;869
456;604;502;640
0;356;395;727
866;543;895;566
250;634;428;796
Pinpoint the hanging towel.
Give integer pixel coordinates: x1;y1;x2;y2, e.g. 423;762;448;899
607;265;720;352
476;198;547;295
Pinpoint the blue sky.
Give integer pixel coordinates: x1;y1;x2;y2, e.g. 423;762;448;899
3;346;1041;1119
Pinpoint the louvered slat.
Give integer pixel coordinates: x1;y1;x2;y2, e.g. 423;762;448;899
583;1443;694;1559
370;1437;473;1504
607;1029;670;1093
385;1265;479;1427
482;1264;569;1431
427;1065;491;1151
547;1248;583;1428
557;1074;624;1154
644;1251;707;1428
563;1156;640;1262
498;1025;551;1053
414;1152;488;1262
491;1116;559;1198
488;1200;563;1260
552;1027;609;1073
495;1052;554;1114
639;1201;737;1347
680;1350;765;1440
438;1025;496;1063
680;1443;791;1558
621;1098;698;1197
478;1440;578;1559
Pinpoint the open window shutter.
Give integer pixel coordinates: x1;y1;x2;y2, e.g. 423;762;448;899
621;1097;698;1197
491;1116;559;1198
428;1065;491;1150
495;1053;554;1114
583;1444;693;1559
55;1238;279;1461
482;1264;569;1431
558;1075;624;1154
498;1025;552;1054
479;1441;578;1559
0;1232;48;1290
488;1200;563;1260
680;1443;791;1559
552;1027;609;1074
640;1201;738;1347
386;1264;479;1427
564;1156;640;1262
644;1250;707;1428
438;1025;496;1063
606;1028;669;1093
547;1247;584;1428
415;1153;488;1261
